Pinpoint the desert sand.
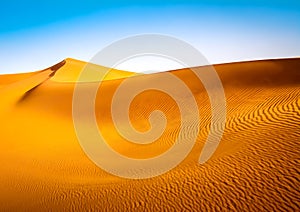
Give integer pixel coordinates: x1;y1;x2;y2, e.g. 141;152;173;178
0;58;299;211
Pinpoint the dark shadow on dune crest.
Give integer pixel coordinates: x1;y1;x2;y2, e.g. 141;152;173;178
17;63;66;103
48;60;66;76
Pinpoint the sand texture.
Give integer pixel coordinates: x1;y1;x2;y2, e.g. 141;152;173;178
0;58;299;211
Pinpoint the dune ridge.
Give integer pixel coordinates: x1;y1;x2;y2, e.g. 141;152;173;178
0;58;299;211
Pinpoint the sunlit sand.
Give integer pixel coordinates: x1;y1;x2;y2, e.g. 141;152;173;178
0;58;299;210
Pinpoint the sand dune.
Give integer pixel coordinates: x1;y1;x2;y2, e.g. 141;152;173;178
0;58;299;211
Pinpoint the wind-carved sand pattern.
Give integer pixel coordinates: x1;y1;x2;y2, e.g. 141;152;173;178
0;58;299;210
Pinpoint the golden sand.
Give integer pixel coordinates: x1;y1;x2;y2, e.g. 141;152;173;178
0;58;299;210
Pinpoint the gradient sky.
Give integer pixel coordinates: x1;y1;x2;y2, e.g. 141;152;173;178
0;0;300;74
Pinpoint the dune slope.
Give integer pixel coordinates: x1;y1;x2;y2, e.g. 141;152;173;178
0;58;299;211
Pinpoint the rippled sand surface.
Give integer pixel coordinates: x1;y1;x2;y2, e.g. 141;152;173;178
0;58;299;211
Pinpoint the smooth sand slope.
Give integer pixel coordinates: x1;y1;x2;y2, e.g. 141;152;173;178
0;58;299;211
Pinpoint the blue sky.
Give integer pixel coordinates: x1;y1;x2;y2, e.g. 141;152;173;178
0;0;300;73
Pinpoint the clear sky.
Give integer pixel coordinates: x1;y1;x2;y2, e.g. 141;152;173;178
0;0;300;74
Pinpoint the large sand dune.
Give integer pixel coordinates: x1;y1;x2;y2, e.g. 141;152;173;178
0;58;299;211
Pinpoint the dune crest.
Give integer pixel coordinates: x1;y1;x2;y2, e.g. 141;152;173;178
50;58;139;82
